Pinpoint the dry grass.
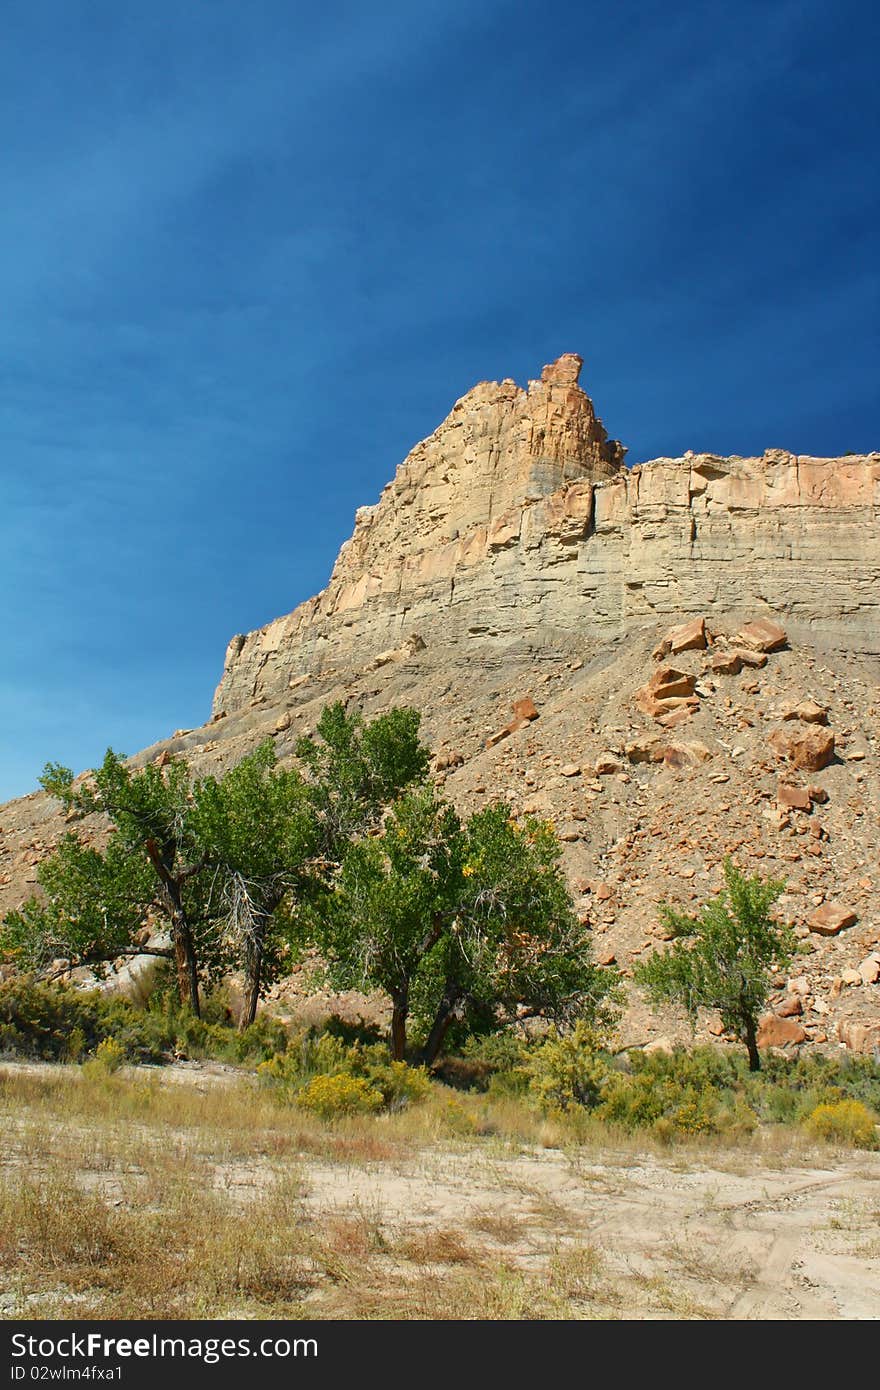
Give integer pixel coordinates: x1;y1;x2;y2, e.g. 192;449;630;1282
2;1060;877;1320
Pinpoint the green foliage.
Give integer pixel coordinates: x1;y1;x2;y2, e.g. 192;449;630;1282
436;1032;532;1095
257;1031;432;1113
526;1023;611;1113
318;788;620;1063
34;748;220;1013
17;705;428;1023
295;702;430;855
597;1070;727;1138
435;806;620;1042
0;977;169;1063
517;1041;880;1143
82;1037;126;1076
1;833;156;975
189;742;319;1016
635;860;794;1069
41;750;198;869
0;977;289;1067
805;1099;878;1150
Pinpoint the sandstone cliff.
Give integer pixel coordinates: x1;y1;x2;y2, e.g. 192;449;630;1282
214;356;879;716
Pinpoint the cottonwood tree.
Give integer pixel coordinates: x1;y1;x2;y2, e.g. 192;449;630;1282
1;832;162;978
634;859;794;1071
22;704;430;1025
416;802;618;1065
316;788;619;1064
295;702;430;857
39;753;211;1013
190;743;317;1028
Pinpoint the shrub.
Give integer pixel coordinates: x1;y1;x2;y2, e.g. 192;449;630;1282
595;1071;669;1131
82;1037;126;1077
364;1057;431;1111
295;1073;383;1119
0;977;172;1063
635;860;793;1071
806;1099;878;1150
527;1023;611;1114
258;1033;431;1113
0;976;293;1068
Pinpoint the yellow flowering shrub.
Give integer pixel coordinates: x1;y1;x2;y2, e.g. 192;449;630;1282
295;1072;383;1119
806;1099;878;1150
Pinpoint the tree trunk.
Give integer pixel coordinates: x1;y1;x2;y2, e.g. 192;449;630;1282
390;988;409;1062
145;840;200;1016
239;941;262;1031
421;982;464;1068
171;906;201;1017
744;1015;760;1072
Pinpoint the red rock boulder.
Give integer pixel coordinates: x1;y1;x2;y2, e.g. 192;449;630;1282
808;903;857;936
768;725;835;771
736;619;787;653
757;1014;807;1048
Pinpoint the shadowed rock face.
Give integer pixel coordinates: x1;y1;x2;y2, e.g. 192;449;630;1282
213;356;880;716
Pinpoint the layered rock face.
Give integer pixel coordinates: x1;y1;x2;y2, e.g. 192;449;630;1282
213;356;879;715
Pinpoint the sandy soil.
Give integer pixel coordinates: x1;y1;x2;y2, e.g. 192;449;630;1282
2;1059;878;1319
295;1143;880;1319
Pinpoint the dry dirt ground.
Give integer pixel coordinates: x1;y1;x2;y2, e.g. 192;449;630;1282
1;1060;878;1321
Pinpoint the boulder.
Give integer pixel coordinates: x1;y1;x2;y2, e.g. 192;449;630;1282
735;619;787;653
808;903;857;936
486;696;540;747
757;1014;807;1048
781;698;828;725
652;616;707;660
662;741;712;768
512;696;539;723
768;725;835;771
837;1020;880;1055
435;750;465;771
648;666;697;700
710;651;743;676
777;994;804;1018
635;666;699;720
857;956;880;986
625;737;665;765
485;727;511;748
730;647;768;669
777;782;812;812
655;705;698;729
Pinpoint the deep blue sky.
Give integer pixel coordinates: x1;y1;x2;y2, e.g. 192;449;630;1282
1;0;877;801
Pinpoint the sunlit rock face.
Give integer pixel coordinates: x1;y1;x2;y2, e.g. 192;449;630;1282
213;356;880;715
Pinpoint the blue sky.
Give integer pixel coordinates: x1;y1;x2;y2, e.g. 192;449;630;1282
1;0;877;801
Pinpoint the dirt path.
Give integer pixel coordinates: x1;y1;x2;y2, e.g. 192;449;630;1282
298;1146;880;1318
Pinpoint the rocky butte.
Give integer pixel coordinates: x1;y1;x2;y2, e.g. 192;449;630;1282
214;353;879;716
1;354;878;1055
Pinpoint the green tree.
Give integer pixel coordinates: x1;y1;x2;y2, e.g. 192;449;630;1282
1;832;161;977
39;753;210;1013
634;859;794;1071
190;742;317;1028
317;789;619;1064
295;702;430;857
23;705;430;1026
